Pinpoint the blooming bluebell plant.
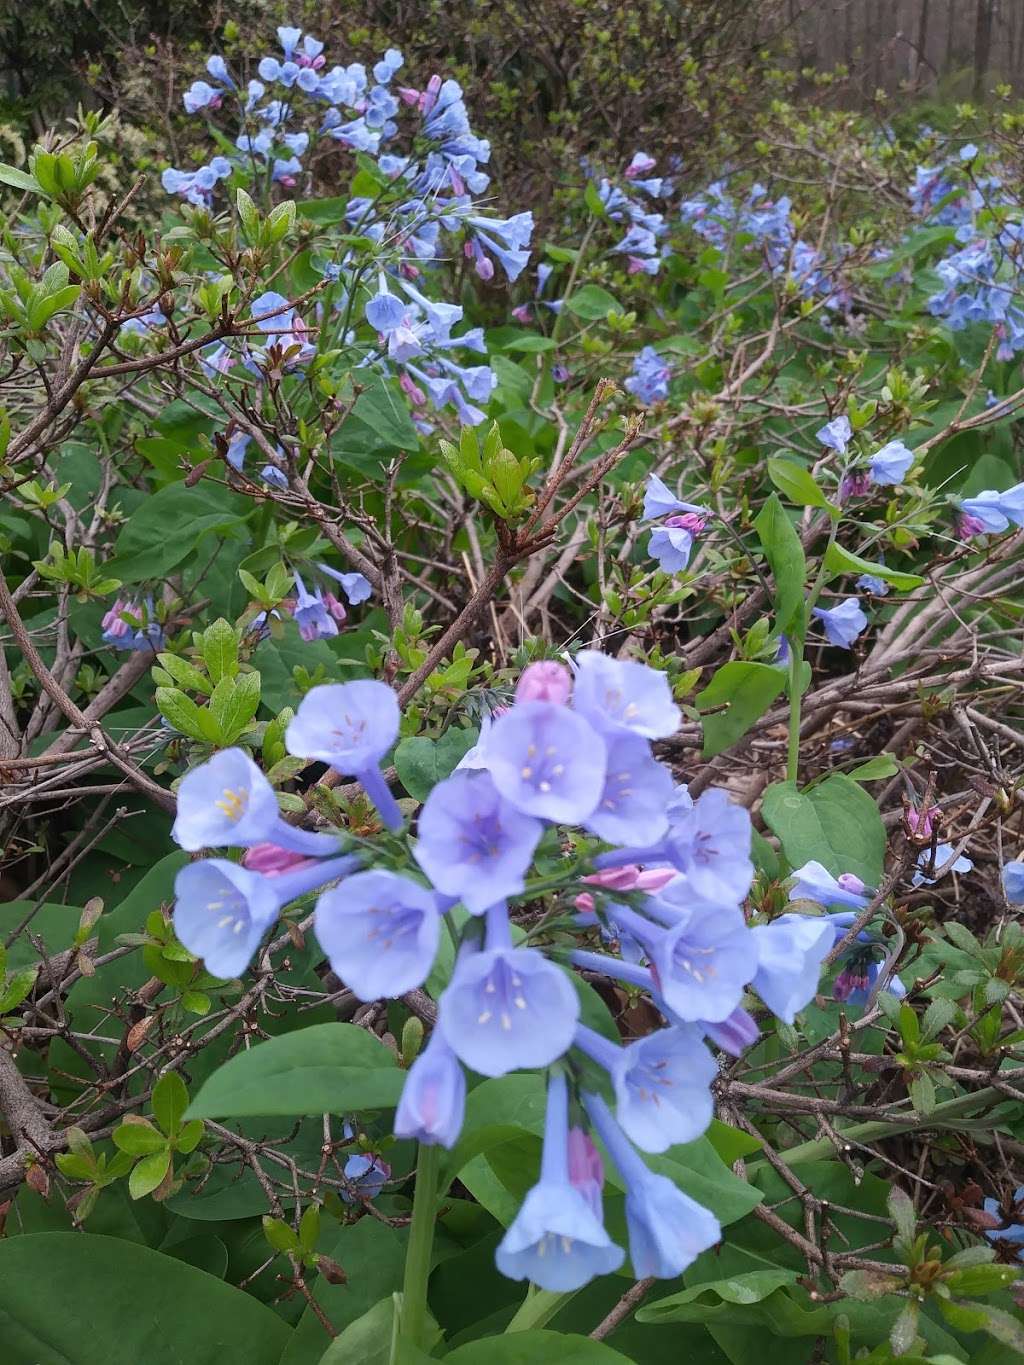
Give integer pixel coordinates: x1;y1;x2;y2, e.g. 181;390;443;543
167;655;836;1297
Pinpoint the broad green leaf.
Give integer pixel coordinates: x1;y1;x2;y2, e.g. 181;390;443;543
824;541;925;590
565;284;622;320
155;687;216;743
0;1232;290;1363
316;1296;438;1365
208;672;261;743
152;1071;189;1136
200;618;239;684
108;483;246;581
636;1270;799;1323
846;753;899;782
767;456;829;508
112;1120;166;1156
754;493;807;636
393;728;480;802
446;1331;633;1364
0;164;41;192
696;661;787;757
761;774;886;885
128;1147;172;1199
185;1022;404;1119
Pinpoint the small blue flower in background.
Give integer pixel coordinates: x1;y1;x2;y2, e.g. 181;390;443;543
317;562;372;605
648;523;695;572
572;649;681;740
394;1030;465;1148
183;80;224;114
788;860;871;908
751;913;834;1023
816;415;852;453
913;842;973;886
100;596;165;652
856;573;890;595
583;1090;720;1278
412;769;543;914
960;143;979;162
812;597;868;648
624;346;671;404
868;439;914;486
574;1023;716;1153
642;473;706;521
983;1187;1024;1255
834;959;907;1007
1003;860;1024;904
341;1152;391;1203
496;1073;624;1291
315;869;441;1001
171;746;339;856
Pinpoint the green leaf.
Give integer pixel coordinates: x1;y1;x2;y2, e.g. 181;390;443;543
201;618;239;685
112;1119;168;1156
837;1268;903;1302
155;687;214;743
696;661;787;757
909;1072;936;1115
175;1119;204;1154
946;1263;1021;1296
185;1022;404;1120
156;652;211;695
0;164;41;192
152;1071;189;1137
565;284;622;320
761;774;886;885
824;541;925;591
888;1186;917;1244
494;333;558;353
754;493;807;636
937;1297;1024;1353
128;1147;172;1199
767;456;829;508
583;180;607;218
890;1299;919;1356
847;753;900;782
208;672;261;744
446;1332;633;1364
0;1231;290;1363
315;1295;437;1365
108;483;246;581
393;729;480;802
262;1214;301;1254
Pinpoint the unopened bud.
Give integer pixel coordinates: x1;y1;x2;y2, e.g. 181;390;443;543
401;1015;425;1066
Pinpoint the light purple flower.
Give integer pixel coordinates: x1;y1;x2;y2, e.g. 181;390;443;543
751;913;833;1023
515;660;572;704
912;842;973;886
495;1073;623;1291
413;769;542;914
574;1024;716;1152
583;1091;720;1278
642;474;705;521
856;573;889;595
961;483;1024;533
341;1152;390;1203
788;860;870;908
702;1005;759;1055
868;440;914;486
648;525;694;572
583;735;673;846
572;651;680;741
171;747;340;857
394;1029;465;1148
1004;860;1024;905
315;869;441;1000
317;563;373;605
812;597;868;648
816;415;852;453
483;701;607;823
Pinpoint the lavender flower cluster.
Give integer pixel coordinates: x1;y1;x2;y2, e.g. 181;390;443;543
166;651;902;1291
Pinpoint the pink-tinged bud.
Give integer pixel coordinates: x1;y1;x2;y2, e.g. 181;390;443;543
322;591;347;623
242;842;317;876
511;304;532;324
421;73;442;115
958;512;987;540
278;176;296;189
515;660;572;704
704;1005;759;1056
574;892;596;916
833;969;868;1002
567;1126;604;1218
399;261;420;280
906;805;940;840
101;599;130;630
474;254;495;282
840;472;871;501
627;256;646;275
463;241;475;260
582;866;677;895
398;86;421;106
398;371;427;407
665;511;707;534
836;872;866;896
449;166;465;196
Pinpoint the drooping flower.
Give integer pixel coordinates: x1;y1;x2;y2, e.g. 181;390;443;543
868;439;914;486
515;660;572;704
285;680;403;830
495;1072;624;1291
583;1091;720;1278
812;597;868;648
912;842;973;885
642;474;706;521
751;913;833;1023
702;1005;759;1055
833;959;907;1006
624;346;671;404
982;1186;1024;1254
816;415;852;453
572;651;680;741
574;1024;716;1152
856;573;890;595
583;734;674;846
174;854;357;978
648;524;695;573
482;701;607;823
394;1029;466;1148
413;769;543;914
171;747;341;857
317;563;373;604
341;1152;391;1203
315;869;441;1000
788;860;871;909
438;909;580;1076
960;483;1024;533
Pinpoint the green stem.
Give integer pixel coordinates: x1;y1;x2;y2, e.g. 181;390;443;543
505;1286;579;1333
396;1142;442;1356
786;641;802;784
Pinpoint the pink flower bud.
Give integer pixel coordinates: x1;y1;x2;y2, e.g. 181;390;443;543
322;591;347;623
398;87;421;106
582;866;677;895
836;872;866;896
833;969;868;1002
511;305;532;324
515;660;572;704
906;805;940;840
242;842;317;876
421;74;442;115
958;512;987;540
399;371;427;407
665;512;707;534
574;892;596;916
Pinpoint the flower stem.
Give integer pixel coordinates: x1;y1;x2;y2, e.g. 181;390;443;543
505;1285;579;1332
786;641;802;783
396;1141;442;1356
